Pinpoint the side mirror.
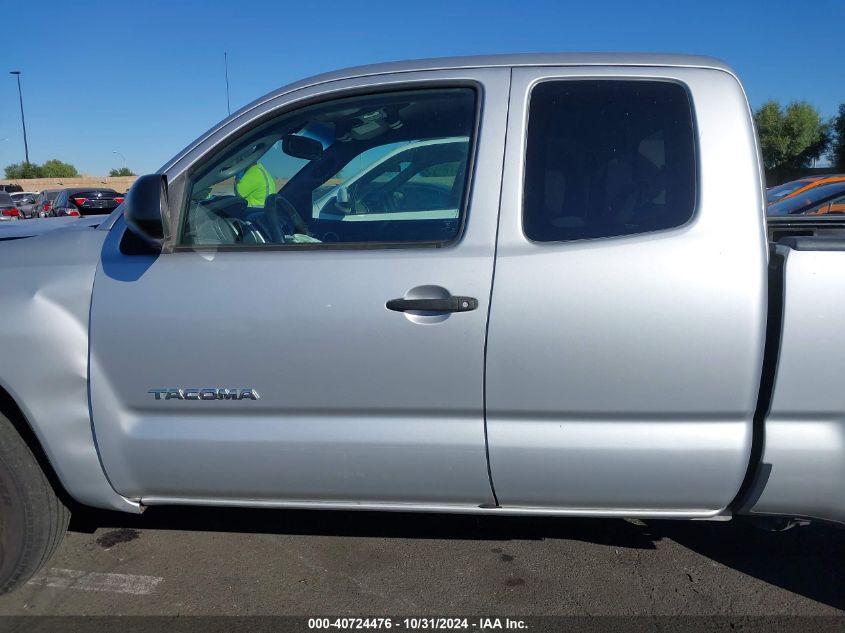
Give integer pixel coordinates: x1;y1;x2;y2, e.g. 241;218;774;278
282;134;323;161
124;174;168;250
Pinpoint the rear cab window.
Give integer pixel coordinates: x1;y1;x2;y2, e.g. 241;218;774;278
522;80;697;242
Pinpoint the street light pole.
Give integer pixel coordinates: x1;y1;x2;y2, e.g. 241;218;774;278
9;71;30;165
113;150;127;168
224;52;231;116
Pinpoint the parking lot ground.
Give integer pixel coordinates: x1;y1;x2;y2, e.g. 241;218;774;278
0;507;844;617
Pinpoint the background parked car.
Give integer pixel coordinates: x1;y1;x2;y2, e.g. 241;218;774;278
766;176;825;203
0;192;22;221
767;181;845;216
312;136;469;221
774;175;845;204
32;189;61;217
51;188;124;217
0;184;24;194
10;192;38;218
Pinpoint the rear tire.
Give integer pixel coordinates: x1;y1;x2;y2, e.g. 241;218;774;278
0;412;70;594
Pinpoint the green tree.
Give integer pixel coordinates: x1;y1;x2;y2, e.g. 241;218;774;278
4;162;42;179
109;167;136;177
39;159;78;178
754;100;831;171
5;159;80;179
831;103;845;171
755;102;787;171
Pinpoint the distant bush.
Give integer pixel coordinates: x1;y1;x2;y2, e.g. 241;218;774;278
41;159;79;177
109;167;136;177
3;162;41;179
4;159;79;179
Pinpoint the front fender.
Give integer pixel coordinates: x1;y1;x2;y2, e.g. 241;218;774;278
0;227;140;513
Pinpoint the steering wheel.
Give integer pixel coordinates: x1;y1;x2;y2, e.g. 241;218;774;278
216;141;271;180
266;194;310;242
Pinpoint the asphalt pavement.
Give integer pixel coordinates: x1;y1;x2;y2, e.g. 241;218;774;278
0;507;843;617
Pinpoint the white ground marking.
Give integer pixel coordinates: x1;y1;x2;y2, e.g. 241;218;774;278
27;568;163;595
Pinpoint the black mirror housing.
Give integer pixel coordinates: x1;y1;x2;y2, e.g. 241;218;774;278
124;174;168;251
282;134;323;161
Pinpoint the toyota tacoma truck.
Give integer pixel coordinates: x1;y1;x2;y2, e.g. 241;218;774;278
1;53;842;594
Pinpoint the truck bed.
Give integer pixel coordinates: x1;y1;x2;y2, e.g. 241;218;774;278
745;237;845;523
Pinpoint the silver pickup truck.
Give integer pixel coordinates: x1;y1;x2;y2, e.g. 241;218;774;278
1;53;842;594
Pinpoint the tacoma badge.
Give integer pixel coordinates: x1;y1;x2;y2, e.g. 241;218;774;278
148;388;260;401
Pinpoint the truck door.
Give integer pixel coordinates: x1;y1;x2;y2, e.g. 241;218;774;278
485;66;768;514
88;69;509;507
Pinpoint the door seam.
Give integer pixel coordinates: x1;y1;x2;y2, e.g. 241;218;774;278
481;67;513;508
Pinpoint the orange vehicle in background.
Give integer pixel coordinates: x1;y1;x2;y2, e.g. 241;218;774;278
767;180;845;216
778;174;845;204
810;198;845;215
766;175;825;202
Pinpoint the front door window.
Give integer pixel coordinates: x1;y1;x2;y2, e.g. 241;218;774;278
181;88;477;247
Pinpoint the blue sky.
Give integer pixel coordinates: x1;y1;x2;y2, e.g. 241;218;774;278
2;0;842;175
